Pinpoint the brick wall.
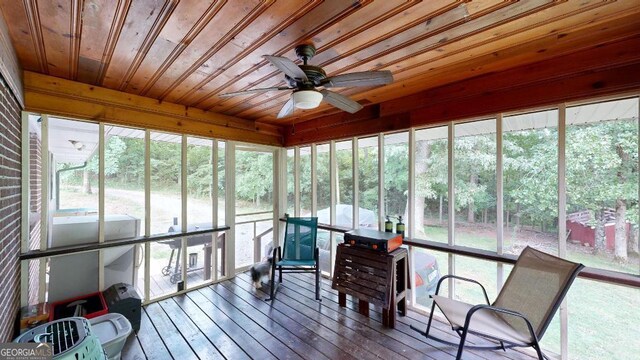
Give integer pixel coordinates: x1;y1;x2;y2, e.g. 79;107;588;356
29;133;40;216
0;72;21;342
28;132;40;305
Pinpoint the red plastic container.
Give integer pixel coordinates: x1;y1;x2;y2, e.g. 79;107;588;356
49;292;108;321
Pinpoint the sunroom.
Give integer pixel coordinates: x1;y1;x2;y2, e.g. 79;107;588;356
0;1;638;360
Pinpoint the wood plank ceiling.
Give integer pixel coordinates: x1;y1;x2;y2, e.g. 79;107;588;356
2;0;640;130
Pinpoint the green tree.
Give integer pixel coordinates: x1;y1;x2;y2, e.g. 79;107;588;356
384;143;408;217
336;147;353;205
414;138;448;235
116;137;145;186
504;128;558;231
566;120;638;261
150;140;181;190
316;151;330;210
77;135;128;194
187;144;213;198
358;145;379;215
454;134;496;223
235;151;273;207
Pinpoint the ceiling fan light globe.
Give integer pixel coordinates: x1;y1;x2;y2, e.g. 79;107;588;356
293;90;323;109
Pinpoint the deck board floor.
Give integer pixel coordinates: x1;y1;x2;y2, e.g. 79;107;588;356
122;273;539;360
146;269;221;300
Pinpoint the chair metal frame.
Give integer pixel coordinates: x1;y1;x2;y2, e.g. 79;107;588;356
268;217;321;301
411;247;584;360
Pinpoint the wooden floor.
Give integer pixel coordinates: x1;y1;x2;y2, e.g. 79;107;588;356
147;270;212;299
121;273;538;360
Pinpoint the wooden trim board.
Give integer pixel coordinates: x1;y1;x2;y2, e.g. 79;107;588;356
23;71;283;145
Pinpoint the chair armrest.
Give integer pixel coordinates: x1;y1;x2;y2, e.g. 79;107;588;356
465;304;538;343
433;274;490;304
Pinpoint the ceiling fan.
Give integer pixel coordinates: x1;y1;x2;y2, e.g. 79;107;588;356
219;44;393;118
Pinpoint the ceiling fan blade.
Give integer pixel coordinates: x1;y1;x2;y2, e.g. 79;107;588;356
277;96;295;119
264;55;308;81
322;70;393;88
320;90;363;114
219;86;292;97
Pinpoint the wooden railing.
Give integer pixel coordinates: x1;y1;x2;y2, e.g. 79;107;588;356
279;219;640;289
19;226;230;260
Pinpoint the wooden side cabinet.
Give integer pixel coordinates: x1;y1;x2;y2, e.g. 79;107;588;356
332;244;408;328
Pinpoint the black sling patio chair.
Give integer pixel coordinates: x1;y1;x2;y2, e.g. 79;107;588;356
268;216;321;301
411;246;584;360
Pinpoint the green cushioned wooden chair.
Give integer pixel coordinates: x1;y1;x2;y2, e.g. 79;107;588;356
269;216;321;301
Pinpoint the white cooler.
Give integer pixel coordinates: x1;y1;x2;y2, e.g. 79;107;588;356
90;313;132;360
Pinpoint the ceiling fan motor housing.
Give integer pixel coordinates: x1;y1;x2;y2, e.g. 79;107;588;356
286;44;327;87
285;65;326;87
295;44;316;62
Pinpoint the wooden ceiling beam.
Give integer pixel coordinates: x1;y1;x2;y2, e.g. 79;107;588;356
408;63;640;125
381;35;640;117
286;111;410;146
24;71;283;146
284;38;640;146
286;104;379;135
